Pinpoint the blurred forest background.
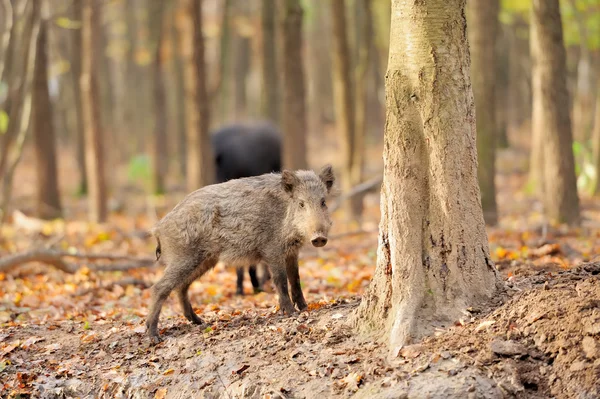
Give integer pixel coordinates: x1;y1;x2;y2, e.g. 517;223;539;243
0;0;600;230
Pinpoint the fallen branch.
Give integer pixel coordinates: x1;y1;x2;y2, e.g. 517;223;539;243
330;175;383;213
0;249;156;273
74;277;151;296
330;229;378;240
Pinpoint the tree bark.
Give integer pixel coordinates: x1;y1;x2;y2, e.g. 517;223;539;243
261;0;279;123
80;0;107;223
180;0;213;191
149;0;167;194
32;10;61;219
233;9;250;120
352;0;500;351
281;0;308;170
331;0;355;215
591;78;600;195
70;0;87;195
467;0;499;226
530;0;580;224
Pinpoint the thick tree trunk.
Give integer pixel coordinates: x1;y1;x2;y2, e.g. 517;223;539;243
80;0;107;223
70;0;87;195
171;5;187;179
180;0;213;191
467;0;499;226
331;0;355;216
281;0;308;170
149;0;167;194
592;79;600;195
530;0;580;224
352;0;500;351
32;13;61;219
261;0;279;123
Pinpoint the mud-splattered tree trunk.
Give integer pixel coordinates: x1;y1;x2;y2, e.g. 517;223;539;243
32;10;61;219
261;0;279;123
180;0;213;191
331;0;355;217
467;0;499;226
351;0;500;351
530;0;580;224
80;0;107;223
149;0;167;195
281;0;307;170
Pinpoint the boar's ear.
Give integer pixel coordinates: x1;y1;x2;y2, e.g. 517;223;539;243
319;164;335;193
281;170;299;194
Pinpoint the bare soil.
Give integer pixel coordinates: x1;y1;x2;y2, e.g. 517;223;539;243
1;263;599;399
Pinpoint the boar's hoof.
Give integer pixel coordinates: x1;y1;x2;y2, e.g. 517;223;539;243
281;303;297;316
187;313;204;325
296;300;308;312
148;333;163;345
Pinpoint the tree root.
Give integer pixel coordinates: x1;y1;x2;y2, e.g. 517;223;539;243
0;249;157;273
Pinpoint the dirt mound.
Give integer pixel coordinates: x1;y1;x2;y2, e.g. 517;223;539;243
1;264;598;398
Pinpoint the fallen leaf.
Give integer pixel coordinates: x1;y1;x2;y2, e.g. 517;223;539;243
154;388;167;399
475;320;496;332
342;372;363;391
2;341;20;355
163;368;174;375
233;364;250;374
21;336;44;349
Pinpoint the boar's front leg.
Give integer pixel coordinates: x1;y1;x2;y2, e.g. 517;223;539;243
267;259;296;315
286;256;307;311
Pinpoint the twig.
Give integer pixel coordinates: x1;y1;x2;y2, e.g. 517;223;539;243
0;249;156;273
330;175;383;213
330;229;378;240
216;373;231;399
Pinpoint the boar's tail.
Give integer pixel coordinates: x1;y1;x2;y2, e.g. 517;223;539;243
155;236;162;261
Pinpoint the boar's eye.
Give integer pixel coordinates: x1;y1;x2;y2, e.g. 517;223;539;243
321;198;326;208
299;200;305;208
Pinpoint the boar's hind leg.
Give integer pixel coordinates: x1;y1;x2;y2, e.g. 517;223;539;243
286;256;307;311
177;257;217;324
177;281;204;324
146;256;203;342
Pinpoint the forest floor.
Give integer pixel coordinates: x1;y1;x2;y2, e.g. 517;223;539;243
2;145;600;398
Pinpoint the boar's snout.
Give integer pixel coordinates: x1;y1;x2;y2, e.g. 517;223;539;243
311;235;328;247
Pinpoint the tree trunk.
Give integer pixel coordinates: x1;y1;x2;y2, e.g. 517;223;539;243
80;0;107;223
70;0;87;195
591;78;600;195
467;0;499;226
530;0;580;225
233;19;250;120
350;0;373;219
32;12;61;219
261;0;279;123
495;22;510;149
569;0;594;144
171;4;187;179
215;0;232;125
331;0;355;216
281;0;307;170
351;0;500;351
149;0;167;194
180;0;213;191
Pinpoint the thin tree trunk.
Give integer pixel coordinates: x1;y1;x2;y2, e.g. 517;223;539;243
467;0;499;226
149;0;167;194
80;0;107;223
352;0;500;351
171;4;187;179
233;22;250;120
261;0;279;123
530;0;580;224
215;0;231;125
495;21;509;149
32;9;61;219
281;0;308;170
0;0;40;224
350;0;373;218
70;0;87;195
331;0;355;216
180;0;213;190
569;0;594;143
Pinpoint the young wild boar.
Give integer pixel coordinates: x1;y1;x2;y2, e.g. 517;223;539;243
146;165;335;342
